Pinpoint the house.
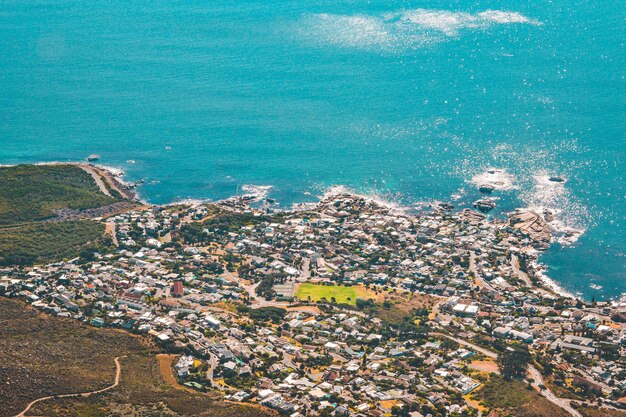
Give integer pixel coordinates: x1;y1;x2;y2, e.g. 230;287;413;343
550;335;596;353
171;281;184;297
273;282;295;301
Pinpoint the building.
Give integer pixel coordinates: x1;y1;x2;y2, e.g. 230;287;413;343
171;281;184;297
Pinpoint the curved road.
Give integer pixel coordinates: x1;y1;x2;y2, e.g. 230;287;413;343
433;333;581;417
14;356;125;417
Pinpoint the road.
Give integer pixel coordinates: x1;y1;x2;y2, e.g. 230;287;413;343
528;365;582;417
282;351;320;382
78;165;112;197
433;333;497;358
433;333;582;417
206;352;228;391
511;253;533;287
14;356;124;417
469;251;497;292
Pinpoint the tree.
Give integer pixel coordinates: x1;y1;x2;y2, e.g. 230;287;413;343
498;345;531;380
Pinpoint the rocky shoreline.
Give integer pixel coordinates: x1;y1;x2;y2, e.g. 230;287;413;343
19;162;581;300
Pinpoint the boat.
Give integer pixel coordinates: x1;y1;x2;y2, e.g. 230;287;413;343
87;154;100;162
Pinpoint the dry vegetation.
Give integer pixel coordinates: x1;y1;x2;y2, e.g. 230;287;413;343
580;408;626;417
375;291;438;324
0;299;275;417
30;353;274;417
0;298;145;417
472;375;572;417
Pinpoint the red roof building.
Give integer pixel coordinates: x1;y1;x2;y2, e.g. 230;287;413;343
171;281;184;297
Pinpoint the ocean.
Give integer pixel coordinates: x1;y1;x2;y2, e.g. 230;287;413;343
0;0;624;300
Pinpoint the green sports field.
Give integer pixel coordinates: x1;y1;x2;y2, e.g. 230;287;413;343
295;283;377;305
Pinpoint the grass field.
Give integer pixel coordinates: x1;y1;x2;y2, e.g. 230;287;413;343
295;283;377;305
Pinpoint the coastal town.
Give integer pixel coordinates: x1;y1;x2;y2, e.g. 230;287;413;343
1;189;625;417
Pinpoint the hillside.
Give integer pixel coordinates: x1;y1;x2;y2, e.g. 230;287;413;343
0;164;119;225
0;164;134;265
0;299;275;417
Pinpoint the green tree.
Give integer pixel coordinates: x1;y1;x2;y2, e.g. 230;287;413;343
498;345;531;380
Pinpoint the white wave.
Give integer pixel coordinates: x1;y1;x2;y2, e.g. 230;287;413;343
522;173;587;245
241;184;273;201
469;168;517;191
318;185;406;213
478;10;538;25
531;261;578;299
164;198;212;207
299;9;540;51
455;138;591;248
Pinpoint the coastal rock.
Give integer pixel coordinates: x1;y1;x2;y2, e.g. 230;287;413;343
87;154;100;162
478;184;495;193
549;176;565;183
543;209;555;223
460;208;486;224
473;199;496;212
509;209;552;248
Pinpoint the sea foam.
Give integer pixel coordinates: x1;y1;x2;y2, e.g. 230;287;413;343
241;184;273;202
470;168;517;191
299;9;541;51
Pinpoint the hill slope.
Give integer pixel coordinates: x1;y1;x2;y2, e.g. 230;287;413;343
0;164;133;265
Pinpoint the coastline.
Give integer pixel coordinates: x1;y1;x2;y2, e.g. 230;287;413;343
0;161;583;301
26;161;142;202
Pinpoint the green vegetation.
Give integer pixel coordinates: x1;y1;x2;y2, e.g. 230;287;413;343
295;282;377;305
497;345;531;380
473;376;571;417
0;164;117;224
179;211;275;244
245;306;287;323
0;164;124;265
0;220;107;266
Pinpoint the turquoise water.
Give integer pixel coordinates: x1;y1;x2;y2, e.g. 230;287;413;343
0;1;624;300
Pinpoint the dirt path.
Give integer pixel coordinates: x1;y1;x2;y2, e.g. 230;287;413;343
14;356;124;417
105;222;118;246
78;164;112;197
